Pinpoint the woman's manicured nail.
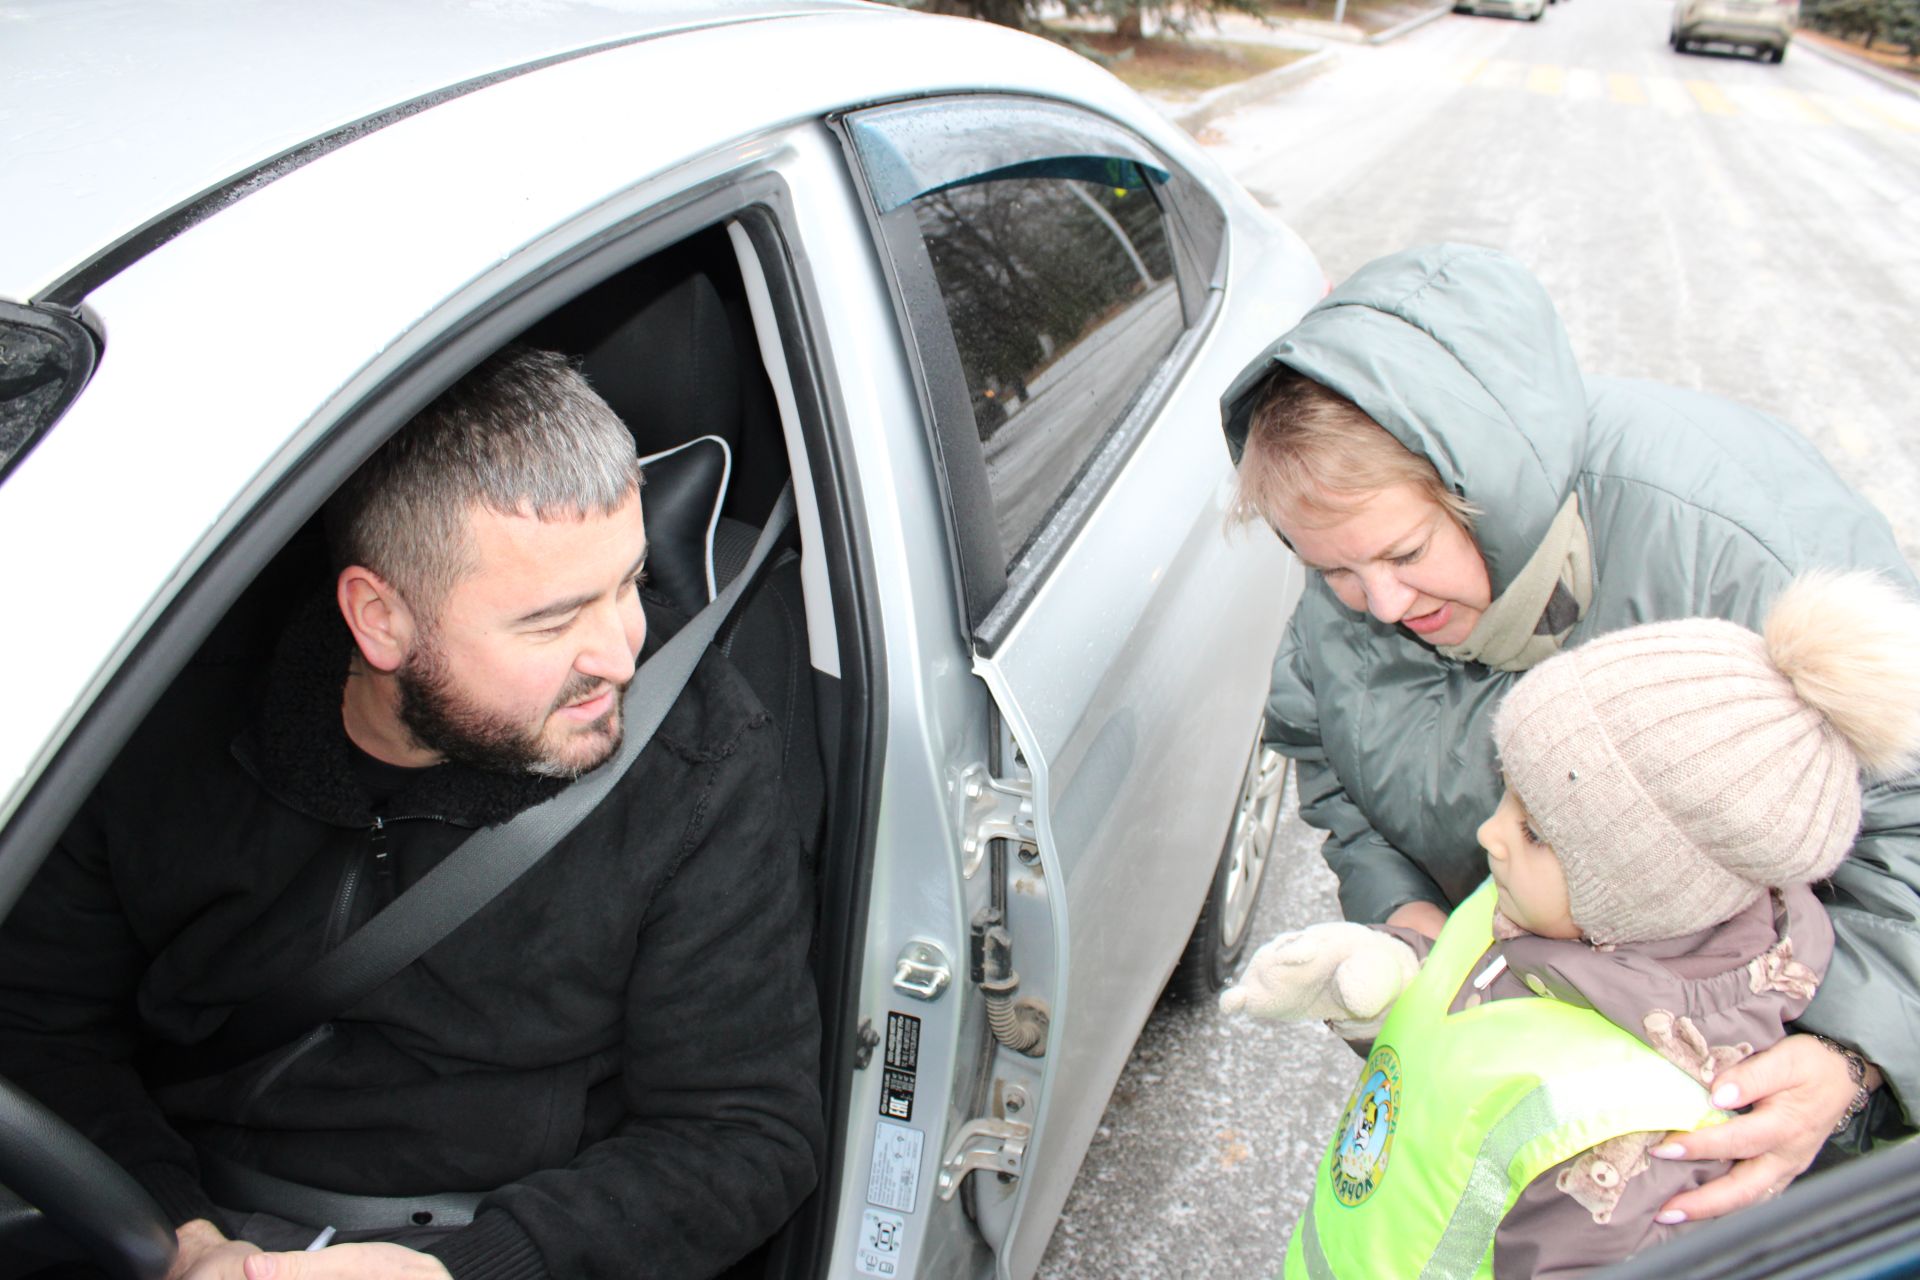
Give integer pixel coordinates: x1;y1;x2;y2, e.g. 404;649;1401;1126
1712;1082;1741;1108
1654;1209;1687;1225
1650;1143;1687;1160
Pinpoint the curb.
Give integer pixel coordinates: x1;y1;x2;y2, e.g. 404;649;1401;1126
1369;5;1453;44
1162;48;1339;131
1792;34;1920;99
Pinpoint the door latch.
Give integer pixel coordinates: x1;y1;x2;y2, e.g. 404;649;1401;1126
957;763;1035;878
892;940;951;1001
936;1116;1031;1200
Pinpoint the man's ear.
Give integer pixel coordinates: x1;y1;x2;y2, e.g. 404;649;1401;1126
336;565;416;674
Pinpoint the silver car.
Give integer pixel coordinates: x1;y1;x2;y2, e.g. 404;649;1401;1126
1671;0;1796;60
1455;0;1548;23
0;2;1321;1276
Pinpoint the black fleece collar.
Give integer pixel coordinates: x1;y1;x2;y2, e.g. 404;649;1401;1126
230;595;566;830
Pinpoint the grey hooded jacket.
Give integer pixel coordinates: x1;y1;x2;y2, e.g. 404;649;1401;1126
1222;243;1920;1120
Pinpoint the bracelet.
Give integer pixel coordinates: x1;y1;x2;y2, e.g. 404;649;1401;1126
1812;1035;1873;1133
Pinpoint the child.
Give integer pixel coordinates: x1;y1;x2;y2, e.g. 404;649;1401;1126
1222;571;1920;1279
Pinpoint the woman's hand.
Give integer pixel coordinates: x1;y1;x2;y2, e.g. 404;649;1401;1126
1649;1033;1877;1223
1384;900;1448;940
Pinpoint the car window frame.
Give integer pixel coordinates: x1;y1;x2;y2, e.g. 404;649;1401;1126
835;93;1227;653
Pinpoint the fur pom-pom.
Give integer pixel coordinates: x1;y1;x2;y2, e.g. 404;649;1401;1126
1765;570;1920;778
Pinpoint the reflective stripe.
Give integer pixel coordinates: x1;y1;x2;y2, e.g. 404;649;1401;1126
1300;1196;1336;1280
1420;1085;1559;1279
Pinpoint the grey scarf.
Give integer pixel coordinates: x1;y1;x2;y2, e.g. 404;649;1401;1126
1436;493;1591;673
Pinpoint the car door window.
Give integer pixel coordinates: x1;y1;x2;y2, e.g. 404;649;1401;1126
844;97;1221;639
912;159;1181;566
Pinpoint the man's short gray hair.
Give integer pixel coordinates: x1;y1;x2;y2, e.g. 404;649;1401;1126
327;346;641;618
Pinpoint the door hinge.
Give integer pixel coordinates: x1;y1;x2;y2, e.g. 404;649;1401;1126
935;1116;1031;1200
957;763;1035;879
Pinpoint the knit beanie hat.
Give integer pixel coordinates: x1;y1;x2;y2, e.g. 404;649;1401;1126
1493;570;1920;944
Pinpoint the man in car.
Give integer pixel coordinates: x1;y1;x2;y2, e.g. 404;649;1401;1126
0;347;823;1280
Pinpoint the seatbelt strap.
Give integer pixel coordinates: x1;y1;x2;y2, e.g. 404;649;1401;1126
152;487;796;1082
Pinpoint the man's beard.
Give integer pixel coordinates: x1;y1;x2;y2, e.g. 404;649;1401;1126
396;638;624;780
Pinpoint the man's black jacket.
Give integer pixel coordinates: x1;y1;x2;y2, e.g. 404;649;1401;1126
0;598;824;1280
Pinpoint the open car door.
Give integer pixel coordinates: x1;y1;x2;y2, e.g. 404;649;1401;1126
840;94;1307;1278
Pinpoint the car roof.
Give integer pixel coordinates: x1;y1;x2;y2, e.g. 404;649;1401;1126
0;0;881;304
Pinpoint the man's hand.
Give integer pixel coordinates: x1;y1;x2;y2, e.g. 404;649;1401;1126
239;1245;452;1280
1650;1033;1876;1223
167;1219;260;1280
1384;900;1448;940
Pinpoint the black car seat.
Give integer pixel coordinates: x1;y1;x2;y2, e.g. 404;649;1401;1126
530;236;825;856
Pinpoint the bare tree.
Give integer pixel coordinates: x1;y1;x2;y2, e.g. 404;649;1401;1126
1062;0;1266;39
896;0;1265;37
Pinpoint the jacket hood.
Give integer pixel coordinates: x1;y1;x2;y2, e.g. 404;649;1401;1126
1222;243;1588;594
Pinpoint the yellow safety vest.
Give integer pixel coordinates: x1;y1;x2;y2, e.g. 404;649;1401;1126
1286;881;1721;1280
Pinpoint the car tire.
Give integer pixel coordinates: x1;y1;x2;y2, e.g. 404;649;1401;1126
1168;737;1290;1001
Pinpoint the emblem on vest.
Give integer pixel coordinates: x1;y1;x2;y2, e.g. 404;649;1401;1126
1330;1045;1400;1206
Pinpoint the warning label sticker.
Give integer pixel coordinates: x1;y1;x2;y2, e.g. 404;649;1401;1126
879;1011;920;1122
881;1068;916;1122
854;1207;907;1277
867;1120;924;1214
885;1012;920;1071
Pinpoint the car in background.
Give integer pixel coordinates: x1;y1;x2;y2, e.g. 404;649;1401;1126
1671;0;1796;60
0;2;1319;1278
1455;0;1548;23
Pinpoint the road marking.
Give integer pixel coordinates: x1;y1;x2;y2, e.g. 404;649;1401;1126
1563;66;1605;100
1851;96;1920;133
1686;79;1737;115
1643;74;1698;114
1608;72;1648;105
1477;58;1527;90
1809;91;1897;132
1447;61;1920;132
1777;89;1833;125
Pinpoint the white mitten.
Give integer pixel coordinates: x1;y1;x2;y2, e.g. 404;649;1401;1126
1219;922;1420;1024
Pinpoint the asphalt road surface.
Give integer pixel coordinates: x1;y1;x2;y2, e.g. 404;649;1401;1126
1037;4;1920;1275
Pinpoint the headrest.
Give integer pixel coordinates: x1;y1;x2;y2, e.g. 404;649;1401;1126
637;435;731;614
582;270;741;457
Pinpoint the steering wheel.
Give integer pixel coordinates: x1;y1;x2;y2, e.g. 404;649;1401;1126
0;1074;175;1279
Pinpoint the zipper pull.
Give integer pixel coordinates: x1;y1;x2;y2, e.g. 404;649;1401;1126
369;815;393;883
1471;954;1508;991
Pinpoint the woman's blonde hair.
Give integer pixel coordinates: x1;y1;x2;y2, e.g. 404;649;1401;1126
1233;366;1478;532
